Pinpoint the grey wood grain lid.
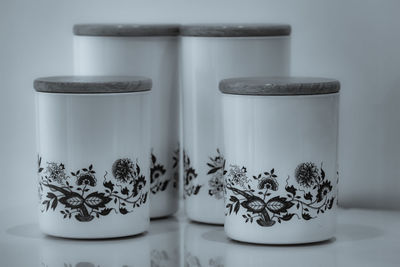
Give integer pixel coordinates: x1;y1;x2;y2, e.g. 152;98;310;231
34;76;152;94
219;77;340;96
73;24;180;36
180;24;291;37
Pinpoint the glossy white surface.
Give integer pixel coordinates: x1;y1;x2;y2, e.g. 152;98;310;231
36;92;151;238
74;36;180;218
181;36;290;224
1;206;399;267
222;93;339;244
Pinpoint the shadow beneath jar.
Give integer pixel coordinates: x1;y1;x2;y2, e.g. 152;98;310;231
6;223;44;239
6;223;147;242
6;217;180;241
336;223;383;242
201;228;335;247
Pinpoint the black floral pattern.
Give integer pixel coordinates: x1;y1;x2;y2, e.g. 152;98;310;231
38;155;148;222
225;162;336;227
257;169;278;191
46;162;67;184
172;146;180;189
183;150;202;198
207;149;227;200
76;171;96;187
150;145;180;195
294;162;319;188
150;152;168;194
112;158;136;183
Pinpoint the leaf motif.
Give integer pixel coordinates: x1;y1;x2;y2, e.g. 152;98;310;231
47;192;57;199
302;213;312;220
266;196;294;214
84;192;112;209
241;197;266;213
207;167;219;175
51;198;58;211
161;180;169;191
230;195;239;203
136;164;141;175
151;154;156;164
193;185;202;195
328;197;335;209
59;196;84;208
234;201;240;214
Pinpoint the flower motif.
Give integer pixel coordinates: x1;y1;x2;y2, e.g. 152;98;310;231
317;180;332;202
208;174;224;199
76;173;96;186
258;177;279;191
211;155;225;169
133;175;146;196
294;162;319;188
112;158;135;183
150;164;166;184
185;168;197;186
46;162;67;184
228;165;248;187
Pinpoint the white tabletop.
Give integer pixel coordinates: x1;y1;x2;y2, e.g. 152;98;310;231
0;206;399;267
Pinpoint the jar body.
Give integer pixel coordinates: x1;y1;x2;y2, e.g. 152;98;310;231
36;92;151;238
222;93;339;244
74;36;179;218
181;36;290;224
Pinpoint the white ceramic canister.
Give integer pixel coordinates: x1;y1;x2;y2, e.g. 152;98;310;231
180;24;291;224
35;76;152;239
73;24;180;218
220;77;340;244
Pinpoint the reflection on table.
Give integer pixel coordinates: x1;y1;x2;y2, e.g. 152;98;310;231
1;208;399;267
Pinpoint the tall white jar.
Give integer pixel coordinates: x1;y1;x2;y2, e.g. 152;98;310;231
35;76;152;239
220;77;340;244
73;24;180;219
180;24;291;224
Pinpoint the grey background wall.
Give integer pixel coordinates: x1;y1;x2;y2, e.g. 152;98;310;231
1;0;399;211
